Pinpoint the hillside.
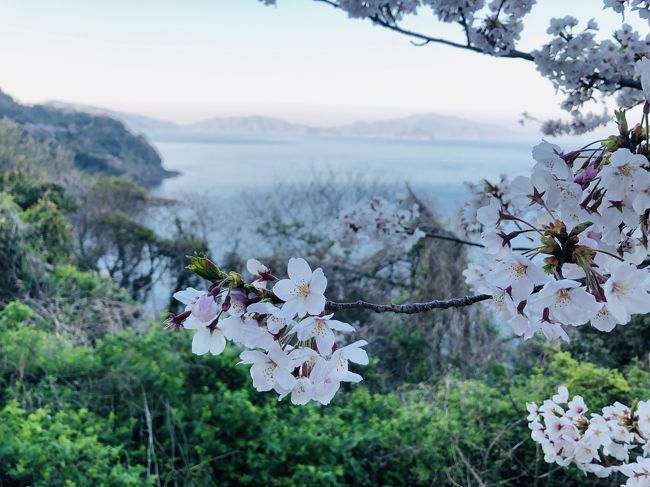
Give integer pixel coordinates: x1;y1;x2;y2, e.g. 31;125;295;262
48;101;518;142
0;90;176;186
323;113;516;140
187;115;316;137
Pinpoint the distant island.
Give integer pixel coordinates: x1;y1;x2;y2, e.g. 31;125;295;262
49;102;519;143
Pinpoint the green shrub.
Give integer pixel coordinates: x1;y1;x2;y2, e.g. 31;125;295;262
0;320;645;486
0;401;145;486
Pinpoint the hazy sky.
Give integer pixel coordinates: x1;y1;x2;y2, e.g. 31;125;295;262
0;0;642;127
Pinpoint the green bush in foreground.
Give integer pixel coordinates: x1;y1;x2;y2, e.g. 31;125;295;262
0;302;648;486
0;402;145;486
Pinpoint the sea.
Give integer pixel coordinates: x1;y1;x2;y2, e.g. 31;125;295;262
151;135;538;214
145;134;580;314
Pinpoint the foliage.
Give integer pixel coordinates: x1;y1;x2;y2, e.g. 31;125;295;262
1;294;648;486
71;176;208;301
0;121;76;179
0;192;49;302
0;168;647;485
569;313;650;369
0;89;174;186
0;401;146;486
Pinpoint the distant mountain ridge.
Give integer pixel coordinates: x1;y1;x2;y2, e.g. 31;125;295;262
323;113;515;140
49;101;517;142
187;115;316;137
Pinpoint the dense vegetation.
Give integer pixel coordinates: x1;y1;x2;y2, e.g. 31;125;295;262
0;90;175;186
2;300;650;486
0;163;649;486
0;97;649;484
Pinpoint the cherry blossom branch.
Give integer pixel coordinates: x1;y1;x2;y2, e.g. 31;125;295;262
313;0;534;60
421;230;531;251
326;293;491;314
310;0;642;91
423;232;485;248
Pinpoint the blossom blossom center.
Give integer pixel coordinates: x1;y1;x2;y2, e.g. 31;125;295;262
313;319;326;335
512;263;527;278
296;280;311;297
617;164;632;177
611;281;627;297
556;289;571;304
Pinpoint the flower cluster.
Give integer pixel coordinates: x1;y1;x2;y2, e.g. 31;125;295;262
458;175;512;235
331;196;424;250
167;256;367;405
534;17;650;135
464;98;650;342
605;0;650;21
528;386;650;484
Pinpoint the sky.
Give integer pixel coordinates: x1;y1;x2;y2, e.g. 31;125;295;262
0;0;643;127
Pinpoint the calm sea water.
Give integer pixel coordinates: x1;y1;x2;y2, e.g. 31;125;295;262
145;135;545;314
146;134;595;316
151;136;535;215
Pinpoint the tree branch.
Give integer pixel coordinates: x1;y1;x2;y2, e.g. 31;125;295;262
420;229;531;252
367;13;535;61
618;77;643;90
326;292;491;314
310;0;642;90
423;232;486;248
312;0;534;60
327;271;613;315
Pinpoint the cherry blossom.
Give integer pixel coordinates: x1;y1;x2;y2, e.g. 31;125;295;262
246;301;296;334
463;108;650;343
330;340;369;381
531;279;599;326
619;458;650;487
187;294;220;327
172;287;204;308
306;357;344;406
603;262;650;323
294;314;356;355
590;304;621;332
246;258;272;290
169;256;368;405
528;386;650;482
240;343;312;392
171;289;215;330
486;253;548;302
532;140;571;180
636;57;650;101
192;326;227;356
331;196;423;250
273;257;327;317
600;149;646;200
220;314;275;350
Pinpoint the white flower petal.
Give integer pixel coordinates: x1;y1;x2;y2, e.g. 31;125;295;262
287;257;312;282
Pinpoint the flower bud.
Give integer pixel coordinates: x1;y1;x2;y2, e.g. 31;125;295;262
573;245;595;266
569;221;593;237
540;235;558;254
543;256;559;275
615;109;628;134
227;271;244;288
186;256;227;281
601;136;619;151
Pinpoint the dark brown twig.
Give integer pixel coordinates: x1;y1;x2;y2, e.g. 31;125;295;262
326;293;491;314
